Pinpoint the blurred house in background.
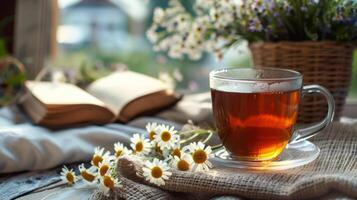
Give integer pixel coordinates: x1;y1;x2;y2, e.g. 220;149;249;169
59;0;130;52
58;0;152;54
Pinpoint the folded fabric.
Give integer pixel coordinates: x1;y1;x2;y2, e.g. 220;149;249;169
157;92;213;125
90;122;357;200
0;118;138;173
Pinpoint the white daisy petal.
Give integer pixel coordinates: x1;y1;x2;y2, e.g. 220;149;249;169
142;158;172;186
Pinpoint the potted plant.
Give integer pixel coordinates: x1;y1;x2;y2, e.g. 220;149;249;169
147;0;356;123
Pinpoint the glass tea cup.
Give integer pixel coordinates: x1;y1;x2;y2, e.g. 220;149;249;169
210;68;334;161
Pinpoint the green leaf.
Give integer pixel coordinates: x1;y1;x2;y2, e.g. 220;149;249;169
6;73;26;86
304;27;318;41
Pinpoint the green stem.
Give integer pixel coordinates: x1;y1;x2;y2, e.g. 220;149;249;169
179;129;214;144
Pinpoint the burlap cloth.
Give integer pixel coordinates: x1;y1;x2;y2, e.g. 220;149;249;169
90;122;357;200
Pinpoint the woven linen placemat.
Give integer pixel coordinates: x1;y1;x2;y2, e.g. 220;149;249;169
90;122;357;200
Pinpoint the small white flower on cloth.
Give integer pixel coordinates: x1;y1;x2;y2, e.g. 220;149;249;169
91;147;111;168
172;153;193;171
183;142;213;172
99;174;121;196
60;166;77;185
130;133;152;156
146;122;160;141
163;142;182;159
98;156;115;177
143;158;172;186
78;164;97;184
114;142;132;158
155;124;180;150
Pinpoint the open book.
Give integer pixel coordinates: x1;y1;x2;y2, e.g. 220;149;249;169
20;70;181;128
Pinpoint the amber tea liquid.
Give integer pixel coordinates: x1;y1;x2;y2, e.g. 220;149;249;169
211;89;300;161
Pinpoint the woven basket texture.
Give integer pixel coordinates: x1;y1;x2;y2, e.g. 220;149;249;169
249;41;355;124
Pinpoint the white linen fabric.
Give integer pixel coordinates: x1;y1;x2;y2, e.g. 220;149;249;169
0;107;136;173
157;92;213;125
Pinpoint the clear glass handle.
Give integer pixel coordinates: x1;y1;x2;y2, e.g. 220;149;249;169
290;85;335;143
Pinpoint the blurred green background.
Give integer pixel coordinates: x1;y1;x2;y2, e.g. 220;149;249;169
1;0;355;99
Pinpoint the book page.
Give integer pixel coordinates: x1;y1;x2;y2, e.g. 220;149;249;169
25;81;107;107
87;71;168;116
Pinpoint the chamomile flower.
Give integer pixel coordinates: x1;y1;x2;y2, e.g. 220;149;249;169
155;125;179;150
172;153;193;171
163;142;182;159
248;18;263;32
153;7;165;24
98;156;115;177
99;175;121;196
60;166;77;185
251;0;266;13
184;142;213;172
114;142;131;158
130;133;151;156
142;158;172;186
146;122;160;141
146;25;159;43
91;147;110;167
78;164;97;184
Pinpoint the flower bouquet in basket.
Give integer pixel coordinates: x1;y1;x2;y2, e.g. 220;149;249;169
147;0;357;123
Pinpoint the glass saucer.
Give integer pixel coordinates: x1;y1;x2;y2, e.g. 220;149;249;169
212;140;320;170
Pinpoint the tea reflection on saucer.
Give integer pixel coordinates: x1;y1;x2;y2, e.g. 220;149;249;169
212;140;320;170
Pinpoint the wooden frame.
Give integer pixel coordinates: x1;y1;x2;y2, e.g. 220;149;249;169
14;0;58;79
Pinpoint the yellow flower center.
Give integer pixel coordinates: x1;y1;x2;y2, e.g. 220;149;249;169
151;166;163;179
66;172;74;184
81;171;95;182
172;148;181;158
149;131;156;141
92;155;103;167
177;160;190;171
192;149;207;164
161;131;171;142
103;175;115;189
115;150;123;158
100;165;109;176
135;142;144;152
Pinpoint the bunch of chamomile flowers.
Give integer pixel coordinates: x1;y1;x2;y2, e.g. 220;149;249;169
60;122;214;196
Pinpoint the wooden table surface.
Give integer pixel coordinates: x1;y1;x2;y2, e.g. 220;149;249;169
0;163;83;200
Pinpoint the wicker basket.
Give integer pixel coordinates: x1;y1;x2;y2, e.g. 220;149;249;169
249;41;355;124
